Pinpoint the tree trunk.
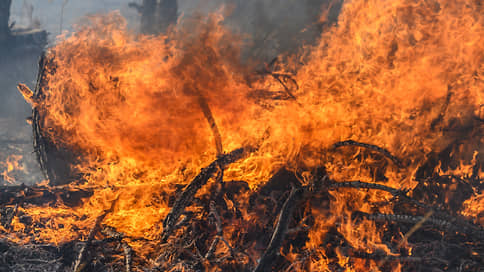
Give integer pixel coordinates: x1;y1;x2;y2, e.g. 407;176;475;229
141;0;157;34
140;0;178;35
0;0;11;43
157;0;178;33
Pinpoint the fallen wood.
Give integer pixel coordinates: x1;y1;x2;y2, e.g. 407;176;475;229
253;185;303;272
332;140;403;167
0;184;93;207
161;146;255;242
72;198;118;272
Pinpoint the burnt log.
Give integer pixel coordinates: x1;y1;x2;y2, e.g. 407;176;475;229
32;54;85;186
0;184;93;207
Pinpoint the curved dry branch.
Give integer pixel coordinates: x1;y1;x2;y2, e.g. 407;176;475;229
161;147;255;242
332;140;403;167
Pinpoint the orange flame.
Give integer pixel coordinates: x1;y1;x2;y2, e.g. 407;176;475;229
1;155;24;185
9;0;484;270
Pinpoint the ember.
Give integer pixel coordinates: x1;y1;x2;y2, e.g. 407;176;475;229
1;0;483;271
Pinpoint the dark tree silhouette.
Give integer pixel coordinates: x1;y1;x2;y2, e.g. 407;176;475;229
0;0;12;44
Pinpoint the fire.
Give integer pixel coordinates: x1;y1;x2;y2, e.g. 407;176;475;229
0;155;24;185
5;0;484;271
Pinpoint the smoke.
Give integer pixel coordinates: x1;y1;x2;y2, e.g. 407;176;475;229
178;0;339;61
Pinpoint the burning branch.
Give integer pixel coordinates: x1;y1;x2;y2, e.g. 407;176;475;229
0;184;92;207
205;201;234;260
196;92;223;155
329;180;408;196
353;211;451;229
332;140;403;167
161;147;255;242
72;197;118;272
257;58;300;102
353;211;484;239
253;185;303;272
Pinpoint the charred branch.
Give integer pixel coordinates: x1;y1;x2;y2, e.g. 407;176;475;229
329;180;408;196
72;198;118;272
353;211;452;229
0;184;93;207
354;211;484;239
332;140;403;167
196;92;223;155
0;203;17;230
161;147;255;242
256;59;299;102
253;185;303;272
122;242;133;272
328;180;433;210
342;247;449;266
205;201;234;260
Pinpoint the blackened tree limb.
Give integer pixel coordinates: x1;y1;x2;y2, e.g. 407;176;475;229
332;140;403;167
253;186;303;272
161;147;255;242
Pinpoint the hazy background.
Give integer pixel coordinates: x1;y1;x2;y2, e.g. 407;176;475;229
0;0;333;185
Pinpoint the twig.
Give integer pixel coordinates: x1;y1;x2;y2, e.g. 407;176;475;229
332;140;403;167
372;210;434;271
270;73;299;101
253;185;303;272
1;204;18;230
122;242;133;272
100;225;132;272
161;147;255;242
345;247;448;265
354;211;452;229
205;201;234;259
72;197;118;272
256;58;299;102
